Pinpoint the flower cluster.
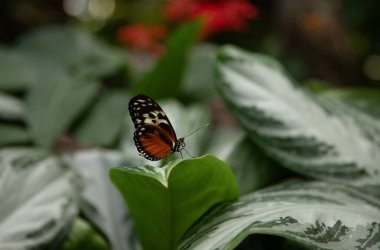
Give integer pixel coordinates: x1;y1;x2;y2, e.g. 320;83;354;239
117;0;258;53
164;0;259;36
117;23;167;54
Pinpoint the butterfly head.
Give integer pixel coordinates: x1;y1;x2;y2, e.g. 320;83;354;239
174;138;186;152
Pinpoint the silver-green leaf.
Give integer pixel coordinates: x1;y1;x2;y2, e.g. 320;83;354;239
65;150;137;250
0;92;25;120
0;149;79;250
216;45;380;186
178;181;380;250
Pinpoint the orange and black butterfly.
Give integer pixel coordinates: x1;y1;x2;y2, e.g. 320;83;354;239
128;94;186;161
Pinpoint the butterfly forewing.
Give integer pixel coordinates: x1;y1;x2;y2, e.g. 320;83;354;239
129;95;178;161
129;95;158;128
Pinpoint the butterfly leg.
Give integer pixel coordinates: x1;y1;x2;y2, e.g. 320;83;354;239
183;148;196;158
179;150;183;160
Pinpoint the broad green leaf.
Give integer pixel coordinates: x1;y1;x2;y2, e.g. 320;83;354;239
227;137;292;195
120;100;210;167
26;68;99;148
0;48;38;91
17;26;125;78
179;181;380;250
59;218;110;250
65;150;137;250
215;45;380;186
181;43;218;101
0;92;25;120
0;124;30;146
133;20;202;99
75;91;130;146
109;155;239;250
0;148;79;249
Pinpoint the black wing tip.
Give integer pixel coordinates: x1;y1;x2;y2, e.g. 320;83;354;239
132;94;151;99
129;94;153;107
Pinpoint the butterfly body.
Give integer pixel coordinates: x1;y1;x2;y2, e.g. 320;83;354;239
129;95;186;161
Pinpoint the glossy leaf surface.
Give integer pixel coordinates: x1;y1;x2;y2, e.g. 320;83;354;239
110;155;238;250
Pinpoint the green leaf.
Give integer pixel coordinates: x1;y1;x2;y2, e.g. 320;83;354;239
26;68;99;148
132;20;202;99
17;26;125;78
0;92;25;120
65;150;137;250
181;43;218;101
215;45;380;186
0;124;30;146
59;218;110;250
179;181;380;250
0;48;38;91
74;91;130;146
0;148;79;249
109;155;239;250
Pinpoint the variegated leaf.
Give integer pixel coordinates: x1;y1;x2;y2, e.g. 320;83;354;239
0;149;79;250
178;181;380;250
215;46;380;187
65;150;137;250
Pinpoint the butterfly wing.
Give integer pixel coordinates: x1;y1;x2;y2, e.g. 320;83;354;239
133;125;175;161
128;95;177;139
128;95;178;161
129;95;158;128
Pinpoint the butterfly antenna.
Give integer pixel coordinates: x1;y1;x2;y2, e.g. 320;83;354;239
182;148;196;158
183;122;210;138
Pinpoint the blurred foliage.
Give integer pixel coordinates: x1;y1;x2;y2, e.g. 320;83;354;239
132;20;202;100
59;218;110;250
0;0;380;250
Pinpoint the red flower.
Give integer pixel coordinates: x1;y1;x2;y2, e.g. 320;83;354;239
164;0;259;36
117;23;167;54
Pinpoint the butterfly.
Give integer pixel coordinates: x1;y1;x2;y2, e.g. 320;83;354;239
128;94;187;161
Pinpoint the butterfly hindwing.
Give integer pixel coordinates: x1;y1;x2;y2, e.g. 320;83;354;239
133;124;175;161
129;95;178;161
